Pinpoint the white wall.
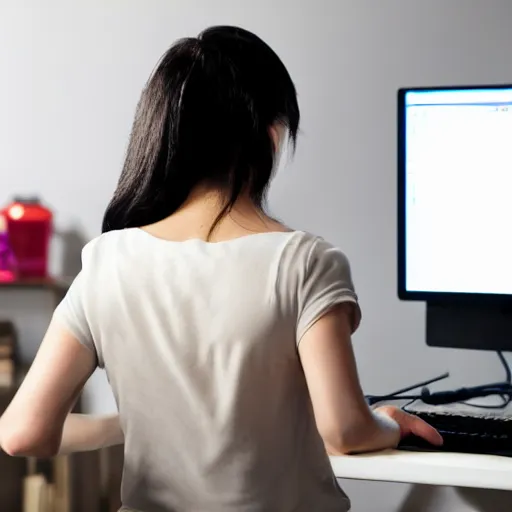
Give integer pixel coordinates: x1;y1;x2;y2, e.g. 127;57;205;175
1;1;512;510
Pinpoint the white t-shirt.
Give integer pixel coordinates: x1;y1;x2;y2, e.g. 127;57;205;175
54;229;361;512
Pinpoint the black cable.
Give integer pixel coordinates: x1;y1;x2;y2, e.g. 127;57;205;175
420;384;512;405
465;352;512;409
461;396;510;410
366;351;512;409
497;351;511;384
365;372;450;406
383;372;450;397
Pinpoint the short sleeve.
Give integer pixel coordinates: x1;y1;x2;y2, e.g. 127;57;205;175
53;244;98;364
296;238;361;343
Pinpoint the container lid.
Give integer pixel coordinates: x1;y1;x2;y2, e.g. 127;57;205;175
12;196;41;205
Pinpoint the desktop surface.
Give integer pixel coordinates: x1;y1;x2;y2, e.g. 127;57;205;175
330;448;512;491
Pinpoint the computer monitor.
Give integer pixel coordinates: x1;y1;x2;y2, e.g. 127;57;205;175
397;85;512;351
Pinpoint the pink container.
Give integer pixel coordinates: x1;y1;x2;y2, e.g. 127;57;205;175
0;214;16;282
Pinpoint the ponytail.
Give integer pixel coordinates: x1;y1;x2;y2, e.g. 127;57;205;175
102;26;299;234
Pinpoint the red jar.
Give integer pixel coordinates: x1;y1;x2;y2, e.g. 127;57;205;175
2;198;53;279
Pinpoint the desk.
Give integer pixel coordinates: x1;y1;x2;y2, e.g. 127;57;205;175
330;450;512;491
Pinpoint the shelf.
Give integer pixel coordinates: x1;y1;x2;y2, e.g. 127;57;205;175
0;367;28;406
0;277;71;292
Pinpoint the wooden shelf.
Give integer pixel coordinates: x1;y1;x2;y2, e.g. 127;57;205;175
0;284;77;511
0;367;98;512
0;277;71;292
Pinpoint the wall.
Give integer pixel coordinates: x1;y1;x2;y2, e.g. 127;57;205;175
1;1;511;510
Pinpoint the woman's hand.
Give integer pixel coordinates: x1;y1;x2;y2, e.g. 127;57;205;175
58;413;124;455
375;405;443;447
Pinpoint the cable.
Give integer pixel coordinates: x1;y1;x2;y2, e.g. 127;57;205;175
366;351;512;409
365;372;450;406
465;352;511;409
382;372;450;397
461;396;510;410
497;351;511;384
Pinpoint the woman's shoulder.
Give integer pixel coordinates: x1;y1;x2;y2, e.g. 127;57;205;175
77;228;142;265
282;230;348;260
276;231;354;289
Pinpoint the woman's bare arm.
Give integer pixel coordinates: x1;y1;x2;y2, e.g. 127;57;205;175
0;319;97;457
299;304;441;455
58;413;123;455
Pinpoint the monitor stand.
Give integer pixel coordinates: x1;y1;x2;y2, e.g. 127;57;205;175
426;301;512;352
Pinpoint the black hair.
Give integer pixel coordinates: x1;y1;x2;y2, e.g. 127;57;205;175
102;25;300;234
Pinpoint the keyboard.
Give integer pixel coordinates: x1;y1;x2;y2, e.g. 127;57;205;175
398;401;512;457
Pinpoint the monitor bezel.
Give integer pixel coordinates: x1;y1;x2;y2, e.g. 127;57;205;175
397;83;512;304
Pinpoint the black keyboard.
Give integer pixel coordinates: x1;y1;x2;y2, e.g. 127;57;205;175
398;401;512;457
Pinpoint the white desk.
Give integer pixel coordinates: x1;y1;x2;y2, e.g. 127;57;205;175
330;450;512;491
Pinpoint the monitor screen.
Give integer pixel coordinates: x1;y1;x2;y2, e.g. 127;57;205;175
398;85;512;298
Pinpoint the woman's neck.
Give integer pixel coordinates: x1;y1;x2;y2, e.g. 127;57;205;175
141;185;288;242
